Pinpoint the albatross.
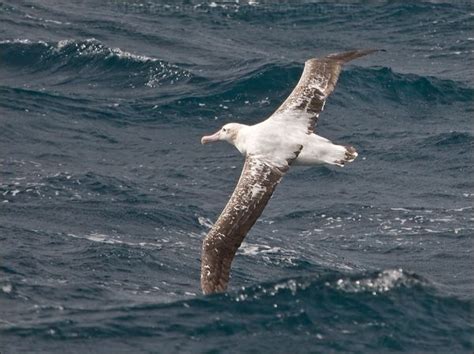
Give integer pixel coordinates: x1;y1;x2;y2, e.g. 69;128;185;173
200;49;380;295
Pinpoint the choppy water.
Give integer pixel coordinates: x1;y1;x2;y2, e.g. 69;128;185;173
1;1;473;353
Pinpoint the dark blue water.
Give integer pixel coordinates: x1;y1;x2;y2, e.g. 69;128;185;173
1;1;473;353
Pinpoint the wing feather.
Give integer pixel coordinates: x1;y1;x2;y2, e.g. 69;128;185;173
200;157;286;294
271;49;380;134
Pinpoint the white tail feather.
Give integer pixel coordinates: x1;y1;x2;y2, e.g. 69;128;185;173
294;134;358;166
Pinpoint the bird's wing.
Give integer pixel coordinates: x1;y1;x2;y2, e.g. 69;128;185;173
269;49;380;134
201;156;289;295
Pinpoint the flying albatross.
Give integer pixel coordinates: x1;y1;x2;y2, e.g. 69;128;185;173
200;49;380;295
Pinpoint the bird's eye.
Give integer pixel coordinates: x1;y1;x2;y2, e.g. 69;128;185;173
222;128;227;132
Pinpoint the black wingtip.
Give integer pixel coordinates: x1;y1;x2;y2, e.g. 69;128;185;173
325;49;384;63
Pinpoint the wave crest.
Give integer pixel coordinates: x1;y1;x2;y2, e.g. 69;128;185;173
229;268;423;303
0;38;193;89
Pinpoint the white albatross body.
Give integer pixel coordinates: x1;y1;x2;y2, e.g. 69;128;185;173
233;116;355;167
200;49;379;295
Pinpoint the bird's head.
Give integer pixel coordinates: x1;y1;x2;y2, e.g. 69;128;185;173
201;123;245;145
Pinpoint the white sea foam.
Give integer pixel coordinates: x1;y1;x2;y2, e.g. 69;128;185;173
335;269;416;294
197;216;214;229
1;284;12;294
25;13;68;25
67;233;162;249
0;38;48;46
55;38;158;63
239;242;286;256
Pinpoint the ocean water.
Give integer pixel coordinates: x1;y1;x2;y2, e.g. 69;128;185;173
0;1;473;353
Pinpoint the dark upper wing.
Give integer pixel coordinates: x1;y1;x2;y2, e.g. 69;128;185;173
270;49;380;134
200;156;286;295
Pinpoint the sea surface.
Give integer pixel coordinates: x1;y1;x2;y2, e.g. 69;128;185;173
0;1;473;353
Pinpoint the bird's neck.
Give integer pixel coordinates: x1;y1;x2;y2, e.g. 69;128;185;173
232;125;249;156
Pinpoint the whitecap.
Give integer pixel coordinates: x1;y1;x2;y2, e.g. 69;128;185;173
335;269;418;294
67;232;162;249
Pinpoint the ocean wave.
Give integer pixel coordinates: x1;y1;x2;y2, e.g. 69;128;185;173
4;38;471;106
174;63;473;119
227;268;424;301
421;131;474;147
0;38;194;89
1;269;471;353
338;66;474;104
1;1;473;353
0;170;146;204
2;39;471;126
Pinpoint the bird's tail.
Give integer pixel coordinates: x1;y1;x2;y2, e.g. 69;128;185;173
339;145;358;166
328;145;358;167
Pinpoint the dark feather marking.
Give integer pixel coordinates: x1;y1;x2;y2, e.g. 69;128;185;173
274;49;381;134
200;148;302;295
